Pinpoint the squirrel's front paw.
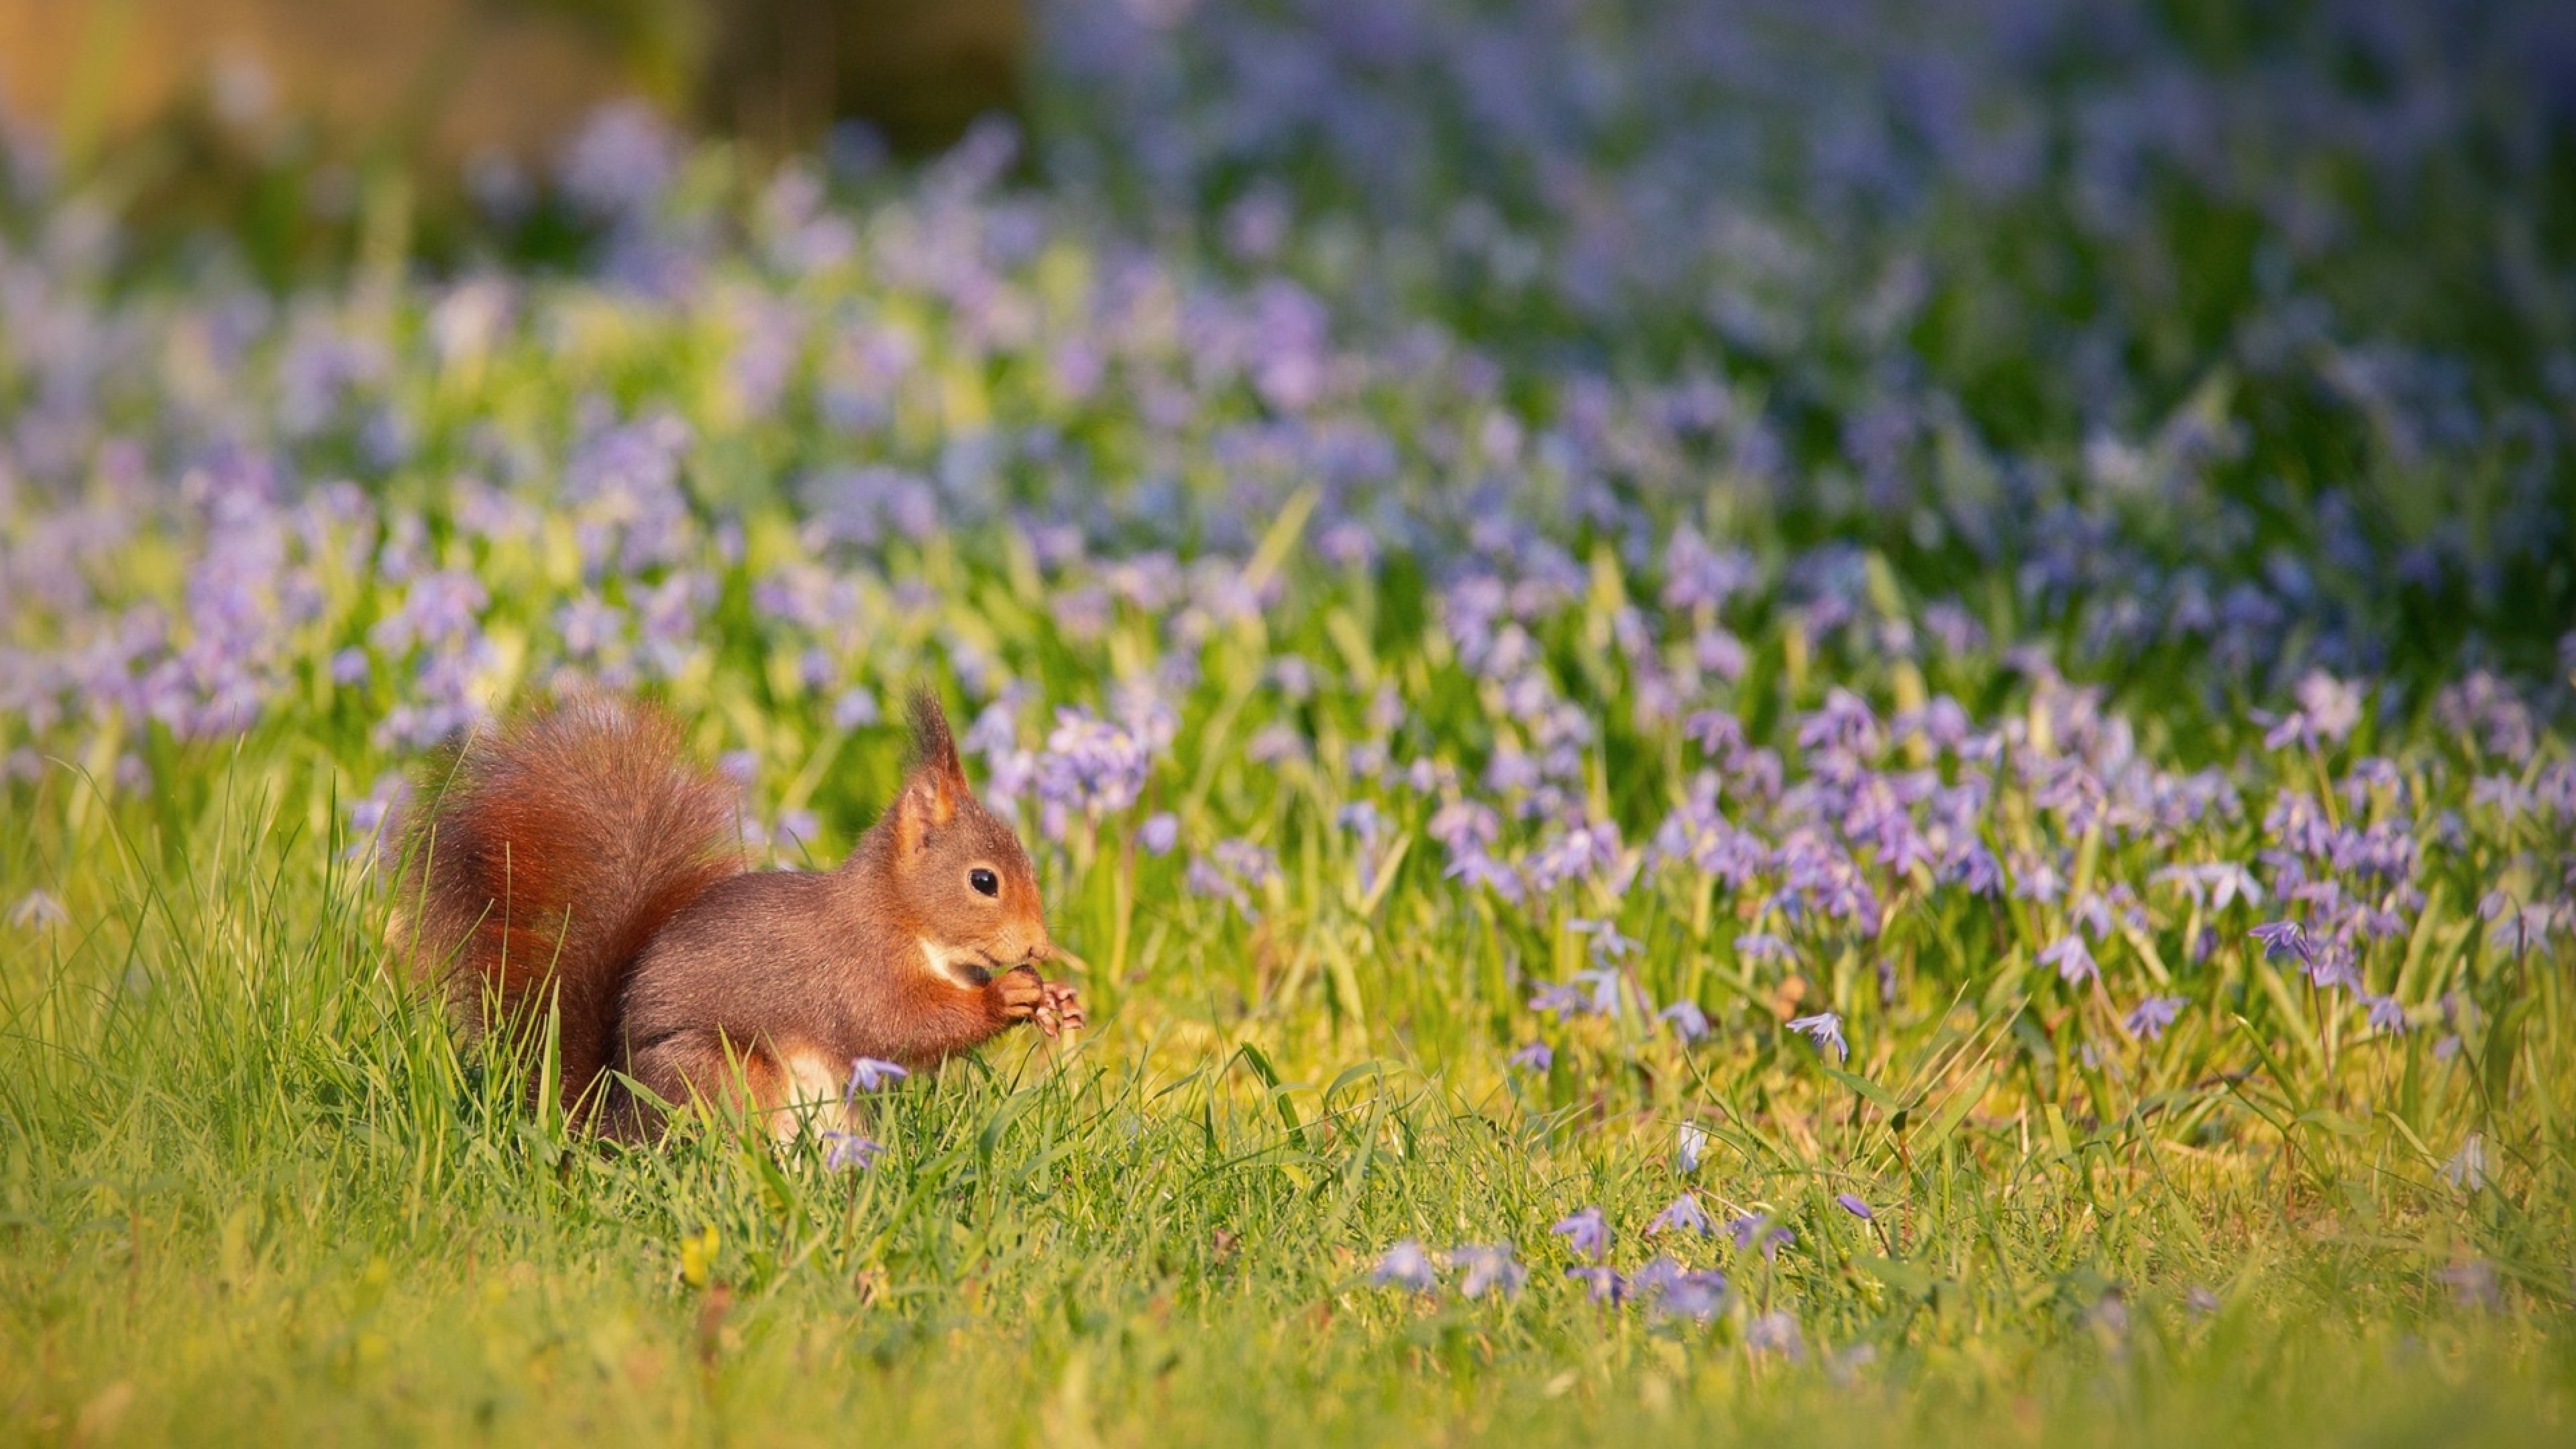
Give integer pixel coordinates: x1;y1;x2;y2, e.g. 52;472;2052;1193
993;966;1046;1022
1035;980;1086;1038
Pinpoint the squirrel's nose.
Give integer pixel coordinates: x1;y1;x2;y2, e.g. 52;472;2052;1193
1022;938;1055;965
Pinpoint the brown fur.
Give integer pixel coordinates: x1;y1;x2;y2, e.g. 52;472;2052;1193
397;688;1080;1142
394;694;745;1120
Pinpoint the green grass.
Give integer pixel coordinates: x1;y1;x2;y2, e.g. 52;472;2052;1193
5;5;2575;1435
3;700;2570;1446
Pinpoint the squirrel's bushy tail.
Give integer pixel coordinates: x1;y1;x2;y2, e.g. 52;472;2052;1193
394;696;743;1118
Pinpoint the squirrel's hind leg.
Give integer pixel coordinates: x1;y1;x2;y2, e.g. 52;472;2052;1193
625;1028;829;1143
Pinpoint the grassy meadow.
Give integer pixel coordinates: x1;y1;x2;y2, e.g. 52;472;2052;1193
4;1;2575;1443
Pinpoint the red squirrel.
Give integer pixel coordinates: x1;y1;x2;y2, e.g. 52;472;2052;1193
394;690;1083;1142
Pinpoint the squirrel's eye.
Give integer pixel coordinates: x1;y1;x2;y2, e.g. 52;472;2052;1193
969;867;1001;898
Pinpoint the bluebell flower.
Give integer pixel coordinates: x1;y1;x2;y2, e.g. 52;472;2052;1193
845;1057;910;1095
1660;1000;1710;1041
2365;994;2410;1034
1629;1256;1728;1320
1735;932;1792;963
7;890;68;931
831;688;881;731
820;1132;882;1172
1373;1240;1437;1293
2124;996;2186;1040
1564;1265;1625;1305
1527;980;1586;1018
1725;1214;1792;1259
1551;1207;1609;1260
1653;1267;1728;1322
1571;918;1640;961
1508;1040;1554;1072
1676;1123;1707;1176
1835;1193;1874;1222
2039;934;2097;985
2249;920;2312;962
1648;1193;1715;1237
1452;1242;1525;1300
1785;1011;1847;1063
1746;1309;1805;1359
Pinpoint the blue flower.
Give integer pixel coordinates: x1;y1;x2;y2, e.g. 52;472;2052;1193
1452;1242;1525;1300
845;1057;910;1095
1659;1000;1710;1041
1725;1214;1792;1259
1786;1011;1847;1063
1551;1206;1609;1260
1835;1192;1874;1222
2249;920;2312;962
1631;1256;1727;1320
2039;934;2097;985
8;889;70;932
1509;1040;1554;1072
2365;994;2410;1034
1648;1193;1715;1237
1372;1239;1437;1293
1564;1265;1626;1305
2123;996;2186;1040
1676;1122;1708;1175
1746;1309;1805;1359
820;1132;882;1172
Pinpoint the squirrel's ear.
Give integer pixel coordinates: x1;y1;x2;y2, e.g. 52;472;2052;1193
890;769;956;856
893;691;968;855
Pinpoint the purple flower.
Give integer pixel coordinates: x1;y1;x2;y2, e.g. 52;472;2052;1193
1564;1265;1626;1305
1373;1240;1437;1293
1452;1242;1525;1299
1725;1214;1792;1259
1835;1193;1874;1222
2249;920;2312;963
1528;980;1587;1018
2365;994;2410;1034
1629;1256;1728;1320
1786;1011;1847;1063
1746;1309;1805;1359
1551;1207;1609;1260
2124;996;2186;1040
831;688;881;731
820;1131;883;1172
1648;1193;1716;1237
1137;812;1181;855
1676;1122;1708;1176
1735;932;1792;962
7;889;68;931
1659;1000;1711;1041
1656;1268;1729;1321
2039;934;2097;985
845;1057;910;1095
1571;918;1640;961
1509;1040;1554;1073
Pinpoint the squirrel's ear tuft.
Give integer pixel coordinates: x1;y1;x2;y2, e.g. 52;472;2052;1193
907;690;965;785
892;690;967;855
